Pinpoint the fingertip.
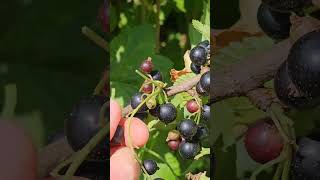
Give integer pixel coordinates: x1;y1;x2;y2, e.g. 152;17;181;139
124;118;149;147
110;100;122;140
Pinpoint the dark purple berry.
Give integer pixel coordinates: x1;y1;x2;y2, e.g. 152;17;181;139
200;71;210;93
140;59;153;74
190;46;207;66
186;100;199;113
130;93;148;112
134;112;148;121
257;3;291;40
178;119;198;140
197;40;210;51
179;141;201;159
261;0;312;14
287;30;320;106
158;103;177;124
150;70;163;81
149;105;160;117
196;82;208;96
190;63;201;74
143;159;159;175
110;126;124;145
202;105;210;121
192;125;209;141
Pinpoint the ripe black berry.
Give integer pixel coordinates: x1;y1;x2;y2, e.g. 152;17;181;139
149;105;160;117
244;119;284;164
150;70;163;81
134;112;148;121
190;63;201;74
274;61;310;108
179;141;201;159
65;96;108;151
293;135;320;179
257;3;291;40
196;82;208;96
192;125;209;141
140;59;153;74
178;119;198;140
130;93;148;112
287;30;320;105
200;71;210;93
47;129;65;144
186;100;199;113
158;103;177;124
190;46;207;66
111;126;124;145
202;105;210;121
143;159;159;175
142;84;153;94
261;0;311;14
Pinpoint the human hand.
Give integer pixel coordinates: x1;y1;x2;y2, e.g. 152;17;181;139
110;100;149;180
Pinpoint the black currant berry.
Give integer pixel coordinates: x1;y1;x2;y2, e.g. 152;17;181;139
244;119;284;164
293;135;320;179
110;126;124;145
158;103;177;124
200;71;210;93
262;0;312;14
190;46;207;66
143;159;159;175
202;105;210;121
197;40;210;51
179;141;201;159
178;119;198;139
134;112;148;121
140;59;153;74
65;95;108;152
196;82;208;96
257;3;291;40
149;105;160;117
186;100;199;113
190;63;201;74
274;61;310;108
192;125;209;141
130;93;148;112
287;30;320;106
150;70;163;81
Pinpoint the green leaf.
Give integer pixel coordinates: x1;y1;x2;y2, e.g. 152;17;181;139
174;0;186;12
192;20;210;40
195;147;210;160
188;24;202;48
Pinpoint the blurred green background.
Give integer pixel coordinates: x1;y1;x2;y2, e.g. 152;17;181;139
0;0;107;147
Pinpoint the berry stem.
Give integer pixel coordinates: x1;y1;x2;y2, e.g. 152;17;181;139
141;147;180;178
281;146;292;180
63;124;109;180
250;152;285;180
1;83;17;118
93;71;108;95
272;162;284;180
82;26;109;52
50;155;74;176
268;108;290;143
135;70;165;87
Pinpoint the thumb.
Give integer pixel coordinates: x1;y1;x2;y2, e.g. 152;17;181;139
110;100;122;140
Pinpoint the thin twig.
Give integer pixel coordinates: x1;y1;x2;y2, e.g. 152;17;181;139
82;26;109;52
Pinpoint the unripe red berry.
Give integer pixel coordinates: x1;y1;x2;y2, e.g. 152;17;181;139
140;59;153;74
186;100;199;113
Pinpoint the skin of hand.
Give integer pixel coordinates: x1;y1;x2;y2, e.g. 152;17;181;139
110;100;149;180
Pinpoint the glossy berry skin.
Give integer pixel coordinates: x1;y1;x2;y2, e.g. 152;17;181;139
274;61;310;108
287;30;320;106
257;3;291;40
111;126;124;145
149;105;160;117
262;0;311;14
140;59;153;74
186;100;199;113
143;160;159;175
150;70;163;81
293;136;320;179
190;63;201;74
196;82;208;96
168;140;181;151
190;46;207;66
158;103;177;124
200;71;210;93
197;40;210;51
192;125;209;141
134;112;148;121
244;119;284;164
202;105;210;121
130;93;148;112
179;141;201;159
142;84;153;94
65;96;108;151
178;119;198;140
